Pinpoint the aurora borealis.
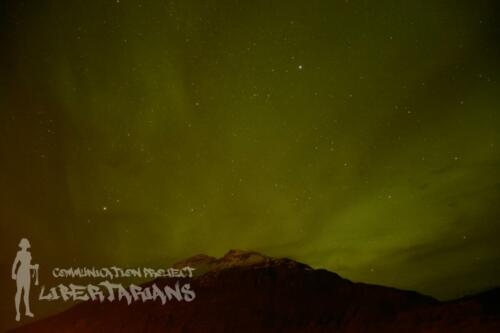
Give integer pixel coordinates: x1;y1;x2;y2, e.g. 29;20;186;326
1;1;500;326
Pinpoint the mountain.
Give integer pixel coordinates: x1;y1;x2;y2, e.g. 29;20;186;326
10;250;500;332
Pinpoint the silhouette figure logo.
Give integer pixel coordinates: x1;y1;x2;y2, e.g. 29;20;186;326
11;238;39;322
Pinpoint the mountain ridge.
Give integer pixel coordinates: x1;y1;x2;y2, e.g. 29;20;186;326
10;250;500;332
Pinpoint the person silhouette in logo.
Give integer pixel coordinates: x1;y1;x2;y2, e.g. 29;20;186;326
11;238;38;322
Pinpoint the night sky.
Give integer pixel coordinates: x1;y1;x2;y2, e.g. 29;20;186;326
1;1;500;322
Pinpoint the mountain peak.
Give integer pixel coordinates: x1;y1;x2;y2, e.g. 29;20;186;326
174;249;309;275
218;249;271;267
11;250;500;333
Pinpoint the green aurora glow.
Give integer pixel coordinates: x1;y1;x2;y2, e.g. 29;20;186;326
1;3;500;322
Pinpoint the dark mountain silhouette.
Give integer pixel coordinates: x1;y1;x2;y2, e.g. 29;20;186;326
10;250;500;332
